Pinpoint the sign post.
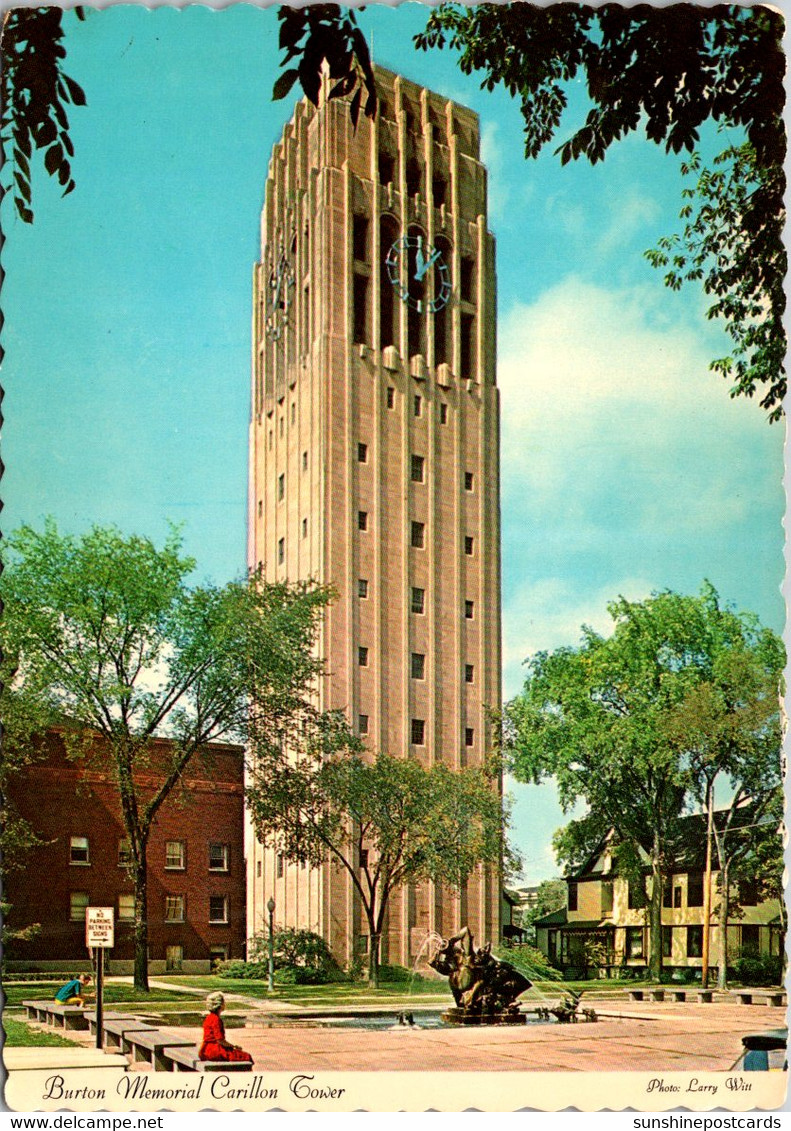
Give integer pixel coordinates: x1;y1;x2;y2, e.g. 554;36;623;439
85;907;114;1049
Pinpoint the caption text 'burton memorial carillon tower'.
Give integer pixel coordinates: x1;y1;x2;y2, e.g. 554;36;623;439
247;65;501;967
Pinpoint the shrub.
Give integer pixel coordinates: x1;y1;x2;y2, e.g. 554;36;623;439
496;944;562;983
275;964;331;985
731;954;784;987
214;960;270;980
248;927;337;972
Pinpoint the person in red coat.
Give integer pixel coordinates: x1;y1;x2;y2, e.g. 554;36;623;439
199;992;253;1063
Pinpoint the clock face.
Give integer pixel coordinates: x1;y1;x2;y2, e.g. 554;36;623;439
386;235;451;313
265;252;295;341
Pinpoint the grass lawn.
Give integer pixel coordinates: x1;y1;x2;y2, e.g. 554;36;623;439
161;975;449;1006
3;982;203;1009
4;1017;80;1048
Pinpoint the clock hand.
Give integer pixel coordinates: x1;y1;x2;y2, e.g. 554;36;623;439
414;248;441;282
414;246;426;279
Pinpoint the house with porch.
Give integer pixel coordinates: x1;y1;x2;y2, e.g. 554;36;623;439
534;813;784;979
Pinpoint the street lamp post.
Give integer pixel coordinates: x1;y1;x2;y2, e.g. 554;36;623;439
267;897;276;992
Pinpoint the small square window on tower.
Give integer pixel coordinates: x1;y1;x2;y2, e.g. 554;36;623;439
465;664;474;684
464;535;474;556
302;450;308;471
411;587;425;614
440;403;448;425
358;442;368;463
387;387;395;409
359;713;369;735
414;395;422;417
358;578;369;599
464;471;474;491
411;719;425;746
358;511;368;531
411;521;425;548
465;727;474;747
278;473;285;501
302;518;308;539
359;646;369;667
411;653;425;680
411;455;425;483
465;600;474;619
278;537;285;564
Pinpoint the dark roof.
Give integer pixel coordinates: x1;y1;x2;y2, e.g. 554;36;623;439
534;908;567;927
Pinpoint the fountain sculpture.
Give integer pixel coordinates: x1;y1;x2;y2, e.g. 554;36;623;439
428;926;532;1026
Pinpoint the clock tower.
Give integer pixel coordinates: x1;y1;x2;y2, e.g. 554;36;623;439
247;66;500;966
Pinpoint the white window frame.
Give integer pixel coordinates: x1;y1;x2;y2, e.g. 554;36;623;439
70;892;89;921
209;895;229;924
70;836;90;865
165;841;185;870
118;893;135;920
165;895;185;922
208;843;229;872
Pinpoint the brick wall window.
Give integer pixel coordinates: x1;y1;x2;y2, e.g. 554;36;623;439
209;843;229;872
118;839;132;867
358;511;368;531
302;518;308;539
278;537;285;564
440;403;448;424
353;214;369;262
465;664;474;683
464;600;474;619
411;587;425;614
165;895;185;922
359;646;369;667
166;945;183;972
165;841;185;870
387;387;395;409
353;274;370;345
464;535;474;555
302;450;308;471
411;521;425;548
70;836;89;865
464;471;474;491
118;893;135;920
411;719;425;746
358;578;369;599
209;895;229;924
465;727;474;747
358;442;368;463
70;891;89;921
278;473;285;501
359;714;369;735
413;395;422;417
411;653;425;680
411;455;425;482
276;854;285;879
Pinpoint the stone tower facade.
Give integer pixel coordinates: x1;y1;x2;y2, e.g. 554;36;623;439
247;66;501;967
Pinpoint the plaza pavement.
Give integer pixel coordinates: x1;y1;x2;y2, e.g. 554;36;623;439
23;996;779;1074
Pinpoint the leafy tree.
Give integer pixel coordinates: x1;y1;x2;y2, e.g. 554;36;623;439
2;520;331;991
246;745;505;987
505;585;782;980
414;3;784;420
660;604;784;987
2;7;86;224
517;878;566;945
272;5;376;130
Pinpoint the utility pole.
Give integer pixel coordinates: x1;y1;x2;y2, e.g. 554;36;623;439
701;784;714;988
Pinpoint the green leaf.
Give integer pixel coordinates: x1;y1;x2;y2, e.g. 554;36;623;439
272;68;300;103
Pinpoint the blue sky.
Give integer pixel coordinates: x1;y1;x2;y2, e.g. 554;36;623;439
3;4;784;885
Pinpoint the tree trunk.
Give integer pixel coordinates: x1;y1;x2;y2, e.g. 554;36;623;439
368;932;380;988
133;843;149;993
648;850;664;982
717;862;730;991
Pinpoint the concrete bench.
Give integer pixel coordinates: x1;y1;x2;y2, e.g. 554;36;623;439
125;1029;196;1072
647;989;665;1002
165;1046;253;1073
101;1018;158;1052
21;1000;51;1023
667;989;687;1002
84;1011;141;1039
627;990;644;1001
732;988;787;1007
43;1003;89;1031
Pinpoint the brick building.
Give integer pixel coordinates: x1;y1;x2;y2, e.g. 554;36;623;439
4;731;246;974
247;65;501;965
